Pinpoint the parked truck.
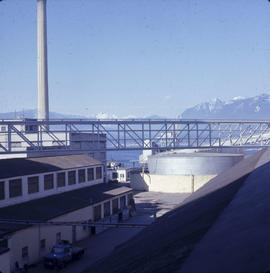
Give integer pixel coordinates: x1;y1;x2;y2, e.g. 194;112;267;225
43;241;85;269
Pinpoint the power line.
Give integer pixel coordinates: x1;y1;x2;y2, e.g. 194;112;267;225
0;218;148;228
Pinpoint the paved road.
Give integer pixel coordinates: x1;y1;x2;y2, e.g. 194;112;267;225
28;191;189;273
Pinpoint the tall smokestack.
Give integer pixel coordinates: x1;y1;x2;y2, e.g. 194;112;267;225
37;0;49;121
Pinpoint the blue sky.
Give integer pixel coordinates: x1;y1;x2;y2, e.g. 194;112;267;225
0;0;270;118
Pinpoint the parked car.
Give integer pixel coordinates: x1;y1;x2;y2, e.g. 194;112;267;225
43;241;85;269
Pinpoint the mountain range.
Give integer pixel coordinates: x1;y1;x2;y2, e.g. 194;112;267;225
0;110;166;120
181;93;270;120
0;109;86;120
1;93;270;120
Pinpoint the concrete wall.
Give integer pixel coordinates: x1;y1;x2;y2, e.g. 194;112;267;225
130;172;215;193
0;250;10;273
130;173;149;191
10;226;39;269
194;175;215;191
70;133;106;165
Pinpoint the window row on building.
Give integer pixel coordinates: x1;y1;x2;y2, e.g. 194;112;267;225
17;193;133;261
0;166;103;201
93;193;133;221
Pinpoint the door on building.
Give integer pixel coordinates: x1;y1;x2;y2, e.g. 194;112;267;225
120;196;126;209
104;201;111;217
94;205;102;221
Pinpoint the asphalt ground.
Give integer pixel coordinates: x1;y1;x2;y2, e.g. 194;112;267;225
27;191;190;273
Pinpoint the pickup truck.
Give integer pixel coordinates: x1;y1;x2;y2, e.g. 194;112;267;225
43;241;85;269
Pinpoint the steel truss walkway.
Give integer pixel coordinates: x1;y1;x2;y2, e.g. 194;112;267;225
1;119;270;154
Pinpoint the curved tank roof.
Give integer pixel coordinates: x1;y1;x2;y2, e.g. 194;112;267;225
148;152;244;175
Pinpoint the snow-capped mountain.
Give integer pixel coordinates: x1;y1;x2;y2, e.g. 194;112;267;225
181;94;270;119
0;110;165;120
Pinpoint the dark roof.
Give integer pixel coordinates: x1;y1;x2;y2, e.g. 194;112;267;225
0;183;132;237
0;154;102;179
84;148;270;273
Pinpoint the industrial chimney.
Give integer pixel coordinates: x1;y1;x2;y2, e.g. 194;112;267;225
37;0;49;121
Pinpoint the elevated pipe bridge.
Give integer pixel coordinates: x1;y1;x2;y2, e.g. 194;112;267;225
0;119;270;154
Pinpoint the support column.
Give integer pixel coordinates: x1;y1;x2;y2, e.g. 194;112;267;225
72;225;77;243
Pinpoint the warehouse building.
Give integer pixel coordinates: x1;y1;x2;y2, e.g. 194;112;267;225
0;154;133;273
0;154;105;208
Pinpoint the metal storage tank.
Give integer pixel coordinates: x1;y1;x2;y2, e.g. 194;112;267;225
148;152;244;175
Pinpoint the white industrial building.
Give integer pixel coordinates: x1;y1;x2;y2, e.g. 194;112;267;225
0;119;107;165
116;168;131;183
0;154;133;273
107;166;131;183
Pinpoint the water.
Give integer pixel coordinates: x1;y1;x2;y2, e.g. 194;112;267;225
107;150;142;167
244;149;261;156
